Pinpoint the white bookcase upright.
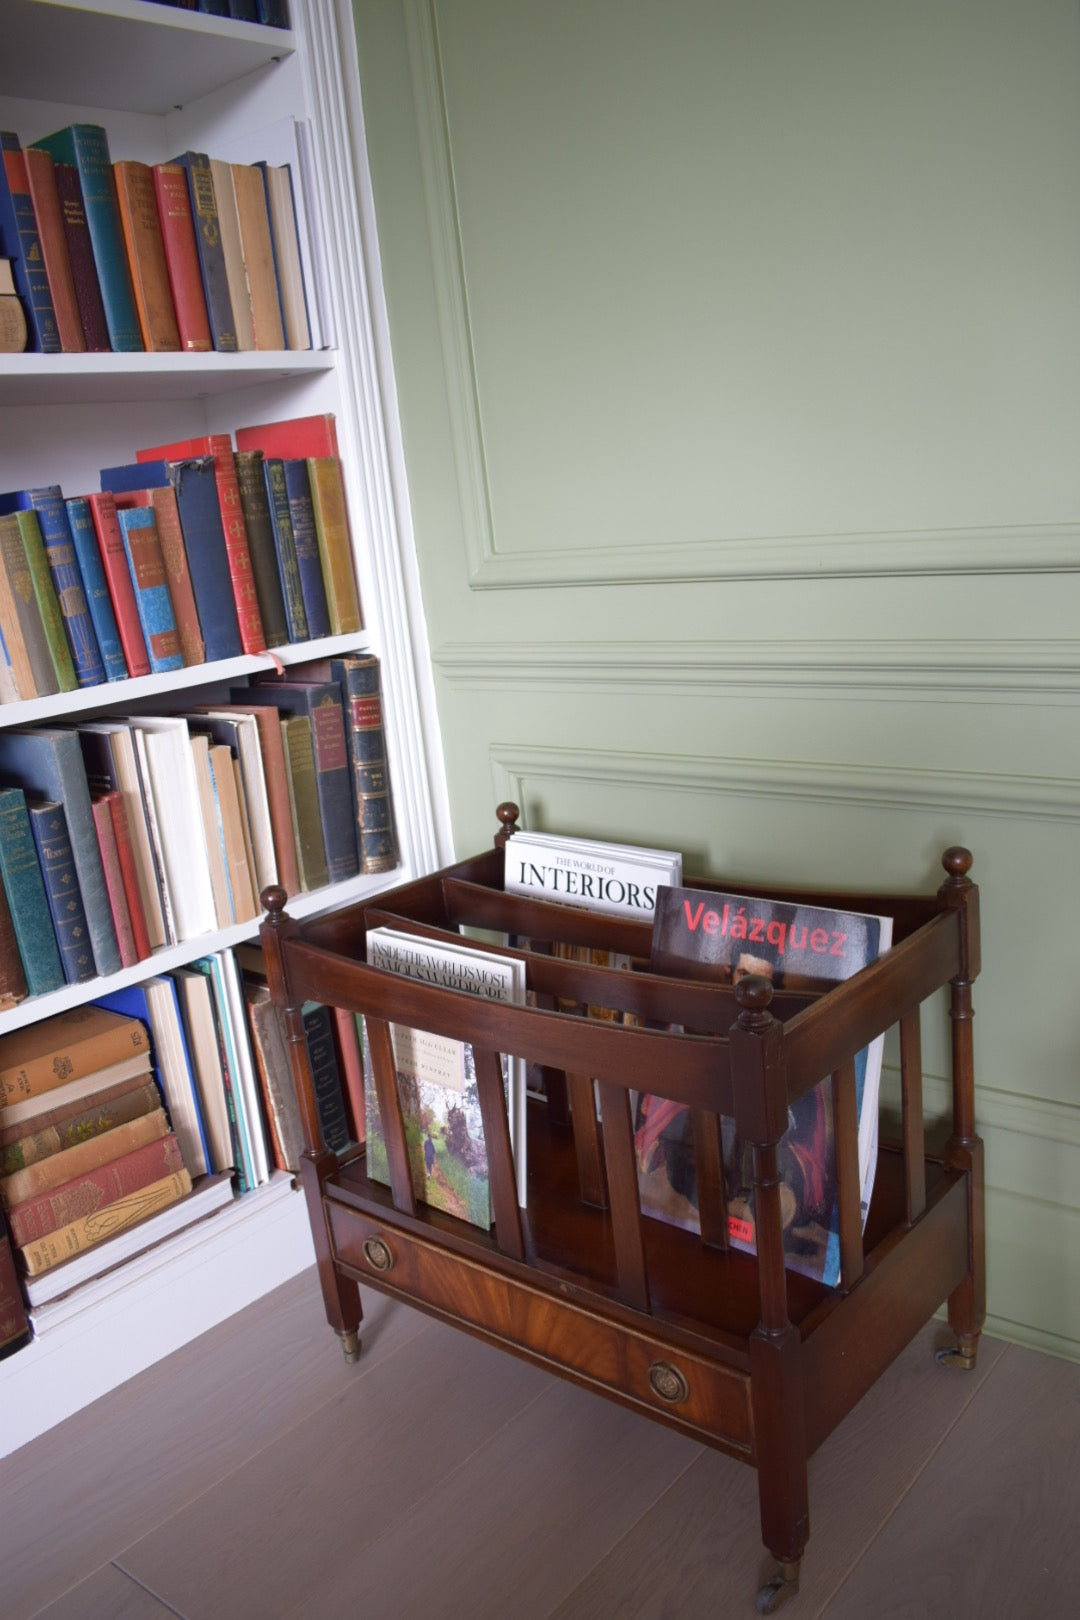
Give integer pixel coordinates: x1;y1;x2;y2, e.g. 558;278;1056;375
0;0;448;1455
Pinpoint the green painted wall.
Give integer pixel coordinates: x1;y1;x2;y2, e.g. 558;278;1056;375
352;0;1080;1358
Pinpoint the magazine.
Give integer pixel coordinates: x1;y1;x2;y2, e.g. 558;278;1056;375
504;829;681;919
638;886;893;1287
363;927;527;1227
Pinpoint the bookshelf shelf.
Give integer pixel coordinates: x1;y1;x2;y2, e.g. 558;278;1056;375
0;349;336;406
1;1;295;116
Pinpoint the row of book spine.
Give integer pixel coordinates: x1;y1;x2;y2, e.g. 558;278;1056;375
148;4;290;27
0;119;316;357
0;414;362;704
0;652;398;1007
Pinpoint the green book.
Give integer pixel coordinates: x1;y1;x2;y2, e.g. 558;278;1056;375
6;508;77;693
0;787;65;997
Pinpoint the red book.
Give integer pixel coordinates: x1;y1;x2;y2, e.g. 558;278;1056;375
111;486;204;667
332;1004;365;1144
6;1132;185;1247
234;414;340;460
52;160;110;352
150;162;212;353
86;492;151;677
136;434;265;654
105;789;151;963
23;147;86;352
91;794;137;968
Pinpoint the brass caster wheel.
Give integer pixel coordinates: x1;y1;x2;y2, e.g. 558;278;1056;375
340;1329;361;1364
934;1337;978;1372
755;1561;800;1614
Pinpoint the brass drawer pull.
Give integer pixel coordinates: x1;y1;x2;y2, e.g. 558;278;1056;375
363;1236;394;1272
648;1360;689;1404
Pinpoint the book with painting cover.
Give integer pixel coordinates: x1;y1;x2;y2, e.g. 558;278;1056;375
637;886;893;1288
363;926;527;1224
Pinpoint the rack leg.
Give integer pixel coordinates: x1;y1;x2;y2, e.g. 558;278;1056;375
756;1559;801;1614
298;1153;364;1358
935;1331;981;1372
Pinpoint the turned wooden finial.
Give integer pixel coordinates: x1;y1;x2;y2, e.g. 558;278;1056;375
495;802;520;847
734;973;775;1030
942;846;973;881
261;884;289;920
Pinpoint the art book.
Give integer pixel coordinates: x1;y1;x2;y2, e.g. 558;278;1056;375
363;927;526;1227
639;886;893;1288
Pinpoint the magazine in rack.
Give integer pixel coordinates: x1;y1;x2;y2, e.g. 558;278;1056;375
639;885;893;1287
362;927;527;1227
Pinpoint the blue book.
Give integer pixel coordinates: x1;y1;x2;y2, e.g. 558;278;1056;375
0;788;65;996
172;152;238;353
114;507;184;674
29;124;143;352
0;728;121;978
0;130;61;353
26;798;96;985
256;2;290;25
63;497;129;682
100;459;242;663
0;487;105;688
281;459;331;639
95;978;212;1178
261;457;308;641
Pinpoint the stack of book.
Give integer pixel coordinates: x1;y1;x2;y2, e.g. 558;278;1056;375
0;413;364;702
0;114;322;357
0;1005;193;1287
148;4;291;29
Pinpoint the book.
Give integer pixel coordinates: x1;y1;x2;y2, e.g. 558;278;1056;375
150;162;213;352
63;498;129;682
230;161;286;348
172;967;234;1175
125;715;216;942
0;130;60;352
189;732;233;929
189;709;277;899
78;722;168;952
331;653;399;874
0;864;29;1011
216;949;271;1184
638;887;895;1288
0;1005;149;1108
0;1202;30;1359
279;714;326;891
205;701;298;897
18;1168;193;1276
333;1004;365;1145
0;506;77;694
364;926;528;1222
235;680;357;883
90;793;138;969
85;492;151;678
112;160;182;352
0;510;60;699
0;486;105;688
114;484;205;667
135;435;265;655
114;506;184;673
1;1107;169;1209
21;1169;229;1304
172;152;238;352
189;955;254;1190
30;125;143;351
100;458;239;663
103;790;152;962
260;456;308;641
7;1131;185;1248
233;450;289;646
0;727;121;977
1;1077;159;1176
22;147;85;352
306;457;362;635
242;974;304;1172
51;160;110;351
0;788;65;997
27;799;95;984
210;742;258;922
234;412;340;461
96;979;210;1179
258;160;310;349
301;1002;351;1154
504;829;682;919
0;1052;154;1133
280;459;331;638
207;158;254;350
0;254;28;352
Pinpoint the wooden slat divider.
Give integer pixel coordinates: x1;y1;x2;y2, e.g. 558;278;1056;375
595;1080;651;1313
567;1071;608;1208
899;1006;926;1224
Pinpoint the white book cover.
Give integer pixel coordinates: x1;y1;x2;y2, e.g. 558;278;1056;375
127;717;216;942
364;927;527;1221
504;829;682;919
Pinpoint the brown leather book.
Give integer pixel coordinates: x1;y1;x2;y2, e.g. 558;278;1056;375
0;1107;168;1206
113;160;181;352
230;162;285;350
0;1006;150;1107
23;147;85;351
18;1168;192;1276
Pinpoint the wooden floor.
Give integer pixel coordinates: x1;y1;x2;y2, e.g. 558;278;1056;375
1;1267;1077;1620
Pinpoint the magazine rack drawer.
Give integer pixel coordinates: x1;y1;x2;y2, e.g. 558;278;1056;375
329;1204;755;1452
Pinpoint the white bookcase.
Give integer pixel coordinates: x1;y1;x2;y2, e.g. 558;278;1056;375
0;0;449;1454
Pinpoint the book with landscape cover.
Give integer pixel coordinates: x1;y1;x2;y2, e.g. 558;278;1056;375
113;159;182;352
0;486;105;689
639;886;893;1288
22;146;85;352
0;787;65;997
51;159;110;351
173;151;238;352
364;926;527;1224
151;161;213;352
27;798;95;985
0;129;61;353
30;124;143;352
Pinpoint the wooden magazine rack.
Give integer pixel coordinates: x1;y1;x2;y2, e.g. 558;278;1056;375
260;804;985;1613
